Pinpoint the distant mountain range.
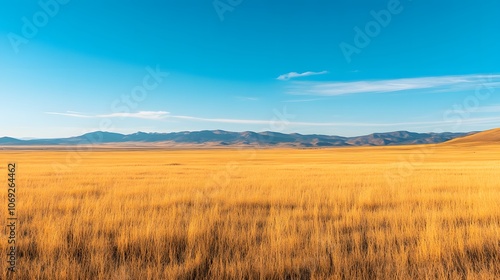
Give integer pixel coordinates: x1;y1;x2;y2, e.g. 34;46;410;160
0;130;476;147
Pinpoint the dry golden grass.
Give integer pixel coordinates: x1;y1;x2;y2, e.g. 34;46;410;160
1;144;499;279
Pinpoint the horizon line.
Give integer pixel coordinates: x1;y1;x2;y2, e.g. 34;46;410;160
1;128;483;141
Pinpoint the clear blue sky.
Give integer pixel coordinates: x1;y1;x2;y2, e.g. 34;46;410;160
1;0;499;138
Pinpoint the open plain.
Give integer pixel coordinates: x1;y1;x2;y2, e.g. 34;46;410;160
1;140;499;279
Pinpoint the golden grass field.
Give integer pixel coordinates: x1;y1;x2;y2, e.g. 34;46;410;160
1;141;499;279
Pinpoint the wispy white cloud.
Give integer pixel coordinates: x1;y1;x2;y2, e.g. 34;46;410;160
277;71;328;81
286;74;500;96
235;96;259;101
46;110;500;129
168;115;500;128
476;105;500;113
98;111;170;120
431;104;500;116
46;111;170;120
170;115;272;125
282;98;329;103
45;112;93;118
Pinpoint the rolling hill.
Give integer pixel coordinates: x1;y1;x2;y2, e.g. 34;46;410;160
445;128;500;144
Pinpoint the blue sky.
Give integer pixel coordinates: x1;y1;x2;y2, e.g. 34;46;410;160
1;0;500;138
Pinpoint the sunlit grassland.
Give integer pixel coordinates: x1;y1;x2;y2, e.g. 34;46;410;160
0;144;499;279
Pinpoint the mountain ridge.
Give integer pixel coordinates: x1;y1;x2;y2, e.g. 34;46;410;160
0;130;478;147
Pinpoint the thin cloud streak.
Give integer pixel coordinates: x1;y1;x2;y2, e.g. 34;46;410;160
45;112;93;118
45;111;170;120
235;96;259;101
277;71;328;81
282;98;329;103
98;111;169;120
286;74;500;96
170;115;500;128
170;115;271;125
46;111;500;128
476;105;500;113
